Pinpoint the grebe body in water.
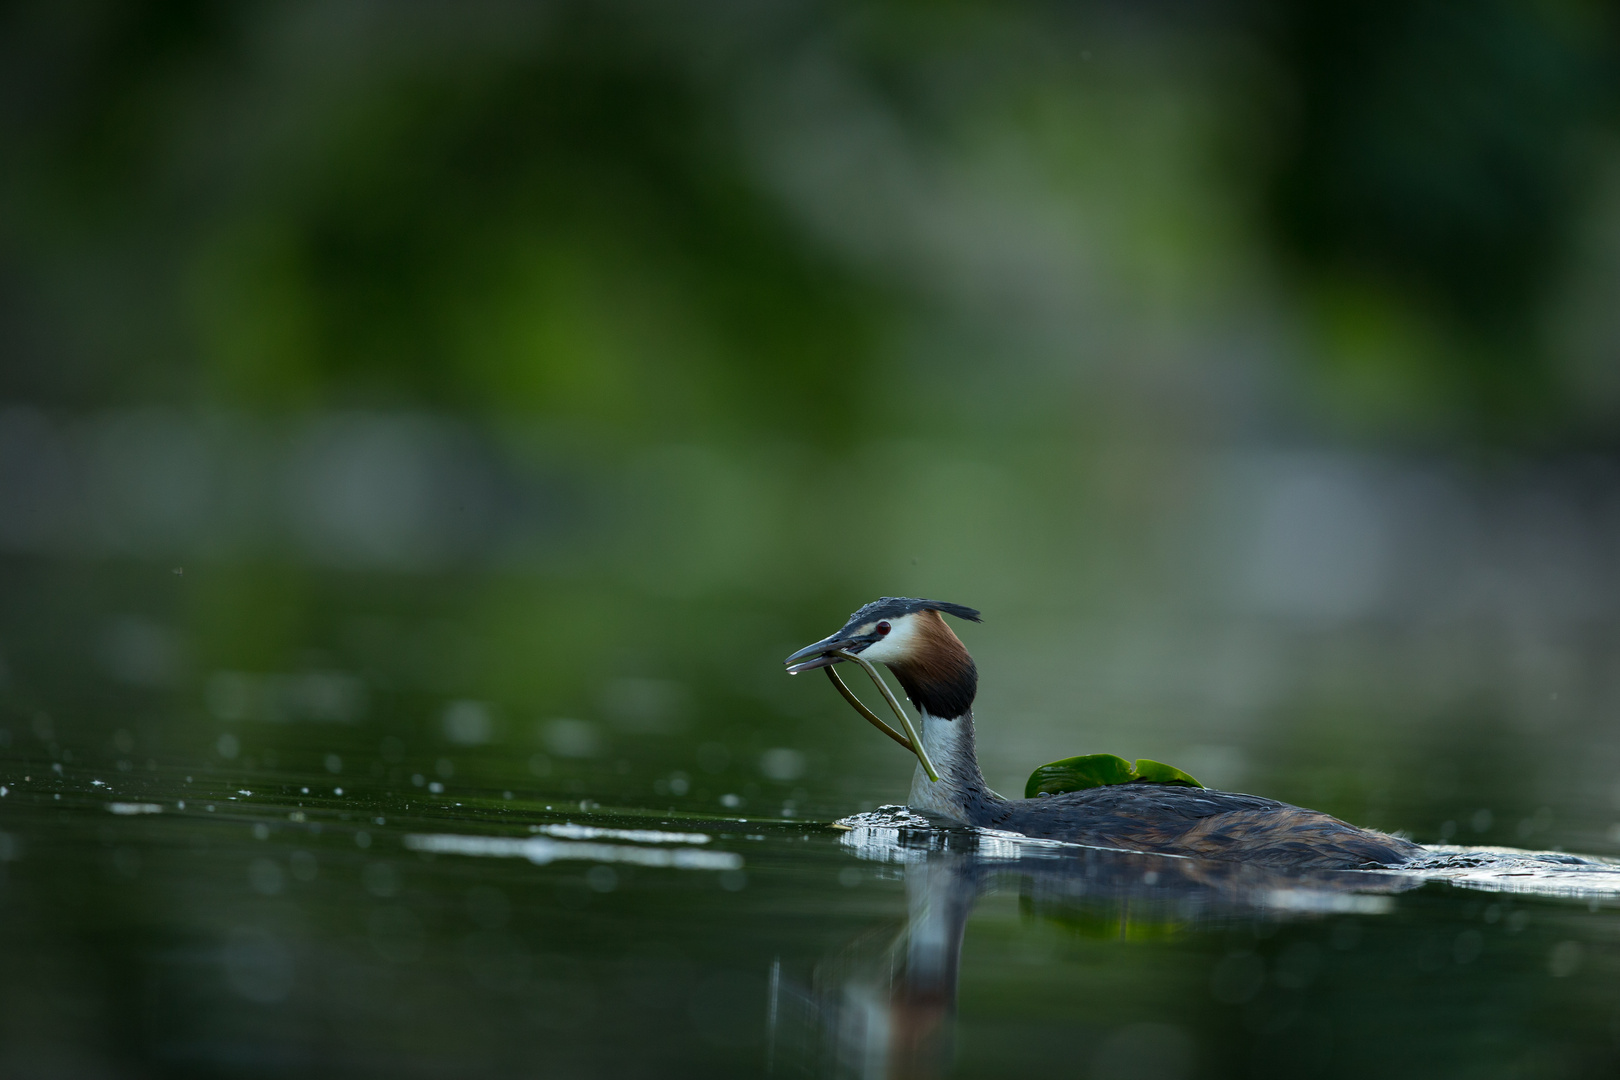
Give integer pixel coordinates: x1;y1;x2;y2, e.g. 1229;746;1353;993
786;598;1420;871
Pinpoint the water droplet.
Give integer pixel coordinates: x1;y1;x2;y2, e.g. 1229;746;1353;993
289;850;317;882
1549;940;1584;977
363;861;400;897
224;928;293;1002
248;858;284;896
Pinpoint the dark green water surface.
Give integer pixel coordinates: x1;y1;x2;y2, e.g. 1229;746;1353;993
4;566;1620;1080
8;742;1620;1079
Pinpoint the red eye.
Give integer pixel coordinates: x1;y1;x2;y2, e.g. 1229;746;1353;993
876;621;891;635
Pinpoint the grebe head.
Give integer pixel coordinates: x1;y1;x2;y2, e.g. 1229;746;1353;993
784;597;982;719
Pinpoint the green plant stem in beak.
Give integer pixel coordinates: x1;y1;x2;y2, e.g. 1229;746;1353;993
823;665;913;750
832;649;940;783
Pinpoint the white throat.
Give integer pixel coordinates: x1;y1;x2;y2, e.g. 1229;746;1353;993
906;709;984;822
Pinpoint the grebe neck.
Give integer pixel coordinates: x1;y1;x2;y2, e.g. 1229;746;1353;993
906;709;1007;826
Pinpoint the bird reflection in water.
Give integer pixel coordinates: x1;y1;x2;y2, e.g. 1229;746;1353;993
766;807;1416;1080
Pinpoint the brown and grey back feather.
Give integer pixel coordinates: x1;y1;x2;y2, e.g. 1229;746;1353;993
978;783;1420;870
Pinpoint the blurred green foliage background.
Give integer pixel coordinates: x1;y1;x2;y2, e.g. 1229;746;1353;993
7;1;1619;436
5;0;1620;842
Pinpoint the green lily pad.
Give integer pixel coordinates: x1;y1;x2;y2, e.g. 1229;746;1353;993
1130;758;1203;788
1025;754;1135;796
1024;754;1203;799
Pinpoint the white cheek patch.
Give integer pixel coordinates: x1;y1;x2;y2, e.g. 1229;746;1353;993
857;614;921;664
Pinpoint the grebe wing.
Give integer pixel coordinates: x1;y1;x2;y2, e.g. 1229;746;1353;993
1037;782;1285;820
993;783;1419;869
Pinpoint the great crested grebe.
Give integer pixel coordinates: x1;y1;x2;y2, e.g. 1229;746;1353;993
785;597;1422;870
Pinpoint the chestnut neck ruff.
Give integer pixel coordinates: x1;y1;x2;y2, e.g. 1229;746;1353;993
886;610;978;721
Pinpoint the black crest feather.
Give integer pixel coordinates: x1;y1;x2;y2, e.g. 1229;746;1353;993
841;597;982;629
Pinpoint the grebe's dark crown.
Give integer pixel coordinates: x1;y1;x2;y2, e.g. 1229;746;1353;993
842;597;981;628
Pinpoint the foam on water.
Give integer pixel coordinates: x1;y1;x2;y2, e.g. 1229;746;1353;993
834;805;1620;904
404;831;743;870
528;823;712;845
